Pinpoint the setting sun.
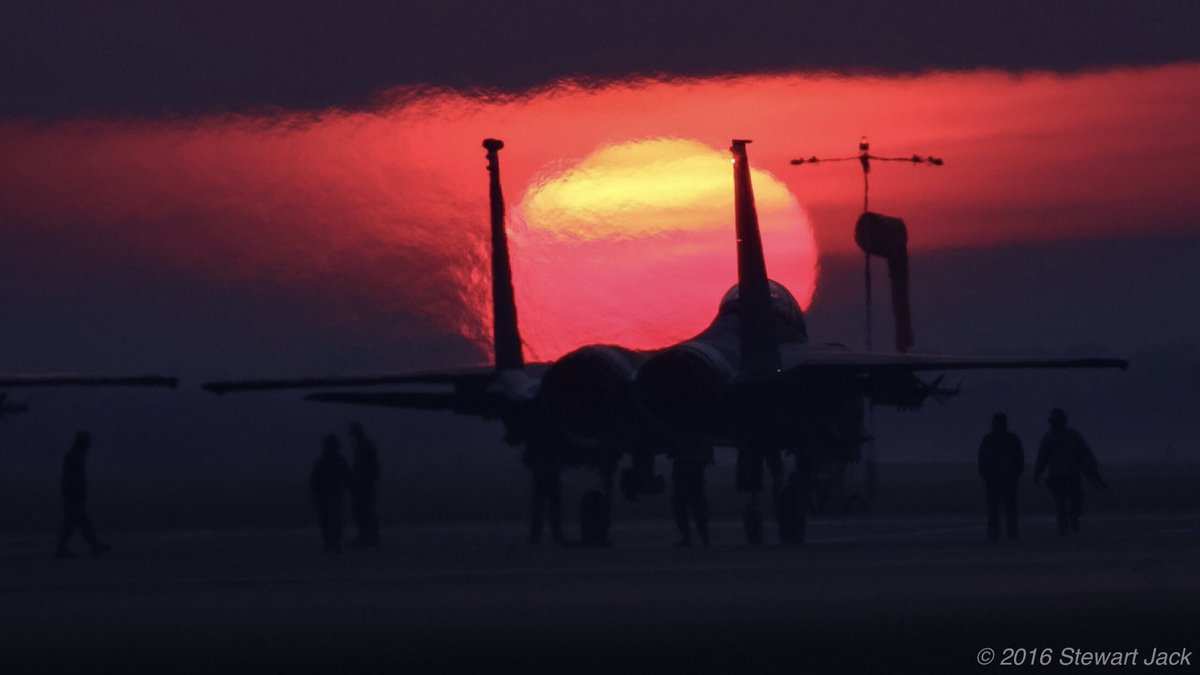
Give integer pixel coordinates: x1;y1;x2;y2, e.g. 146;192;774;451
510;137;818;359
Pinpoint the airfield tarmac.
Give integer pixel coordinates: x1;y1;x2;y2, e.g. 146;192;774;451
3;513;1198;674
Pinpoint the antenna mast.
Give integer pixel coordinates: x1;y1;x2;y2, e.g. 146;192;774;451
790;137;943;352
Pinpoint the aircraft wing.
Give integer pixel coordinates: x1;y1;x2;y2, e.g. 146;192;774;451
205;364;547;426
777;351;1129;374
0;374;178;388
306;391;463;409
765;350;1127;408
304;390;500;417
203;367;497;395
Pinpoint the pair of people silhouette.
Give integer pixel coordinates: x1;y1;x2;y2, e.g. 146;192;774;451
310;423;380;552
979;408;1106;540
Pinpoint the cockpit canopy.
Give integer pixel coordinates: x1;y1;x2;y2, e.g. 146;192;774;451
718;280;808;339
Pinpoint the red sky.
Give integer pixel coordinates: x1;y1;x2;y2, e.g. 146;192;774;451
1;64;1196;360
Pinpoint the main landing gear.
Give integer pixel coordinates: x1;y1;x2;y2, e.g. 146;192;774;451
738;445;809;545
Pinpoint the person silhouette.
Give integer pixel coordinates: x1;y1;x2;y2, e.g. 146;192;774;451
978;412;1024;540
347;422;380;547
1033;408;1106;536
310;434;350;552
56;431;110;557
522;436;566;546
670;437;713;546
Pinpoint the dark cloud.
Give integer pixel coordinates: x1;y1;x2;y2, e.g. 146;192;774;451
1;0;1198;117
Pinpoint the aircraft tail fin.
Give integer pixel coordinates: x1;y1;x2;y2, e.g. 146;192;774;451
731;139;782;376
483;139;525;373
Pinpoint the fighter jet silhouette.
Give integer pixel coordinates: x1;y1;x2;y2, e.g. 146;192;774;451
205;138;1125;542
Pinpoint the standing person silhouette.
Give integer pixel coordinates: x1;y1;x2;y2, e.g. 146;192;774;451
523;436;566;546
57;431;110;557
670;437;713;546
310;434;350;552
1034;408;1106;536
978;413;1024;540
348;423;380;547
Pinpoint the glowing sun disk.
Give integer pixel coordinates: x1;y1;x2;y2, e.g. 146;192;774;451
511;137;819;359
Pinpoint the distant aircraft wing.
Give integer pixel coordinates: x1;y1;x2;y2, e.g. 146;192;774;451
0;375;176;417
203;368;497;395
0;374;178;388
0;392;29;417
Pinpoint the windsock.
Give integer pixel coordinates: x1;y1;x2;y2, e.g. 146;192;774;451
855;211;913;353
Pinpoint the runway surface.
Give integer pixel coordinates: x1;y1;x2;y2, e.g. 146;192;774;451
3;513;1199;673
